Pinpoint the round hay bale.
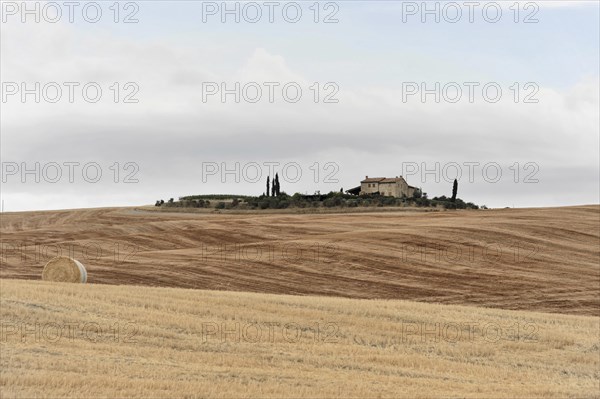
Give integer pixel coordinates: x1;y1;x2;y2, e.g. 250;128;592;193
42;257;87;283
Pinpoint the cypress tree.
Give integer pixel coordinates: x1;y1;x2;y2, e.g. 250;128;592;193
266;176;270;197
451;179;458;202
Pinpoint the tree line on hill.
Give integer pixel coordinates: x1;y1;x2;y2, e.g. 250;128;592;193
154;177;481;210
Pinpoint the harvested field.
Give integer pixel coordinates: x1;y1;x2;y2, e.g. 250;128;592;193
1;279;598;398
1;205;599;315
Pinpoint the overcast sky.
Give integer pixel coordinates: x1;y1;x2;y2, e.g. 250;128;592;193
1;0;599;211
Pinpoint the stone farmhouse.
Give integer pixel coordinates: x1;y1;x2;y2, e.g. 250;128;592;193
350;176;417;198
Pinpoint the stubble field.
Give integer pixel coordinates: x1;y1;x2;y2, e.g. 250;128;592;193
1;205;599;397
1;205;598;315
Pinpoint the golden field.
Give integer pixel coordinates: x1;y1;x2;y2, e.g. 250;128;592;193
1;205;598;315
1;278;598;398
1;205;599;397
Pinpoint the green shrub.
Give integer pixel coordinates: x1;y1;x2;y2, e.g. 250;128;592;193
347;200;358;207
161;191;479;211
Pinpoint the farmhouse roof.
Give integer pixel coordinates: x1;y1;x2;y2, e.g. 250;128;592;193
361;176;415;186
346;186;362;195
361;176;385;183
380;177;408;184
